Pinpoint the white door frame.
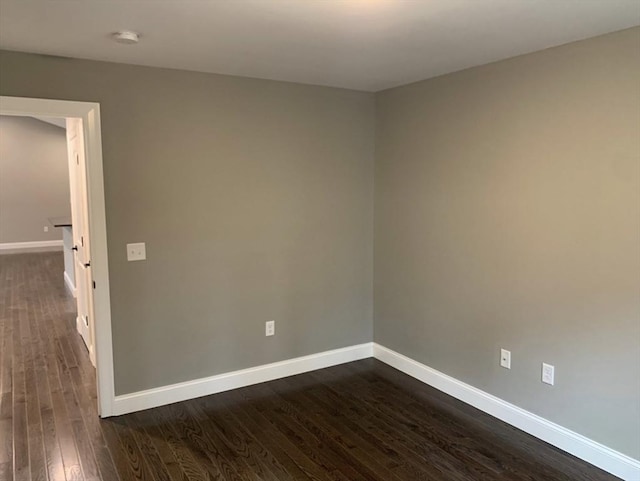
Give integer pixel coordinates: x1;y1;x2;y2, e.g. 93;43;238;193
0;95;115;417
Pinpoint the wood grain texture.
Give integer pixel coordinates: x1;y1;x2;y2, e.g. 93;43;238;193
1;252;620;480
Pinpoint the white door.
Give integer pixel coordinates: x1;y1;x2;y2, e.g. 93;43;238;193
66;117;96;366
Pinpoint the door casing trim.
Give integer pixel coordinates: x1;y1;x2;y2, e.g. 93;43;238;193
1;95;115;416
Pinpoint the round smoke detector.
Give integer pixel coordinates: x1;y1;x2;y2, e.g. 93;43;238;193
112;31;140;45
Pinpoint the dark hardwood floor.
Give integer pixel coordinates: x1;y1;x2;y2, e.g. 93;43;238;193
0;252;620;480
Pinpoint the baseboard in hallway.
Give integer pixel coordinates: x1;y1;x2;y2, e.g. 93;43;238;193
0;239;63;254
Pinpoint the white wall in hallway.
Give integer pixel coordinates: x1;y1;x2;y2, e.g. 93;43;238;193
0;115;70;245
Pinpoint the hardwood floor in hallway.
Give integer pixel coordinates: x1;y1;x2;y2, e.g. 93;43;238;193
0;252;619;480
0;252;118;481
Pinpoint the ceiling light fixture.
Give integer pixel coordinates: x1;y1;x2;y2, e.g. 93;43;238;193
112;31;140;45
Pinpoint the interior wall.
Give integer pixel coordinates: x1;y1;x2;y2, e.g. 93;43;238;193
1;27;638;460
374;27;640;459
0;51;375;395
0;115;70;244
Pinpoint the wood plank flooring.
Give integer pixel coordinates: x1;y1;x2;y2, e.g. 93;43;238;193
0;252;620;480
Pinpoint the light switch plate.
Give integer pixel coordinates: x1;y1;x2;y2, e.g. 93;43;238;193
127;242;146;261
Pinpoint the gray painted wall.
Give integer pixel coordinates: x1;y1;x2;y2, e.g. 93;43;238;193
0;27;638;459
0;52;375;395
374;27;640;458
0;115;70;244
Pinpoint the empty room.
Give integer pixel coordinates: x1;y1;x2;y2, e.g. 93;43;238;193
0;1;638;480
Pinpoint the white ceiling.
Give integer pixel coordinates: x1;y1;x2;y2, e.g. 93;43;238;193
32;116;66;129
1;1;638;92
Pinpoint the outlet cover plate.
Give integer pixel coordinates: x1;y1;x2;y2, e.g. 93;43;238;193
500;349;511;369
542;363;555;385
265;320;275;337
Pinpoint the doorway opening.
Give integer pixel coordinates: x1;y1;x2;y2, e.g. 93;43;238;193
0;96;114;417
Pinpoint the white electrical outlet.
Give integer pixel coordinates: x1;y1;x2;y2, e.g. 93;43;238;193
265;320;275;337
542;363;555;385
126;242;146;261
44;226;49;232
500;349;511;369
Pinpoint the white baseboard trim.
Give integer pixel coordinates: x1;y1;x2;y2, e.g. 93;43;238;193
108;339;638;479
372;343;640;481
112;342;374;416
0;240;63;253
64;271;77;297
